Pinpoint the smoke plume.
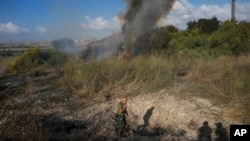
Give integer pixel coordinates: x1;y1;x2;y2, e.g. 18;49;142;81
121;0;176;50
82;0;176;60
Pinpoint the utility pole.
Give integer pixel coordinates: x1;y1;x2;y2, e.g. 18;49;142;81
231;0;236;21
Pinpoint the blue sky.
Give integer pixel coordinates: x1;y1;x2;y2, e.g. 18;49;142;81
0;0;250;43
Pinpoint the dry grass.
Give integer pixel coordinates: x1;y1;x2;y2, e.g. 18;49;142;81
0;111;47;141
57;55;182;96
56;54;250;123
0;56;16;65
57;55;249;100
185;55;250;123
1;53;250;140
186;55;250;100
0;56;16;76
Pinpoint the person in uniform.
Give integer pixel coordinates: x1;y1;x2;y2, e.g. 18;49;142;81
115;98;128;137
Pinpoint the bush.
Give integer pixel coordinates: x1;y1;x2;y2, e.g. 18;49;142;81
42;49;67;66
10;48;41;74
10;48;67;74
210;20;250;55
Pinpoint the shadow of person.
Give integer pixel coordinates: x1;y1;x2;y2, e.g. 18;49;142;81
137;107;154;131
215;122;229;141
198;121;212;141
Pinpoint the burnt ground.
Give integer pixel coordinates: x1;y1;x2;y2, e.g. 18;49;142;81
0;73;236;141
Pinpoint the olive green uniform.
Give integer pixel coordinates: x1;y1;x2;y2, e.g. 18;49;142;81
115;102;127;137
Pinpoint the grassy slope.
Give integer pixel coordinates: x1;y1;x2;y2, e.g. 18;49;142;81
57;55;250;123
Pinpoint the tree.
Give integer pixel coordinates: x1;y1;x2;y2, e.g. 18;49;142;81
187;16;220;34
148;25;178;55
187;20;197;31
210;20;250;55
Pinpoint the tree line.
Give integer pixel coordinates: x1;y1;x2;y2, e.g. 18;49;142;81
133;17;250;58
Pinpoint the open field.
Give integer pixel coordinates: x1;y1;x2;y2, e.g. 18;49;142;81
0;51;249;140
0;43;53;56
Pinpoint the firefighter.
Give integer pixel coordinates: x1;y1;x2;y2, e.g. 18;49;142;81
115;98;128;137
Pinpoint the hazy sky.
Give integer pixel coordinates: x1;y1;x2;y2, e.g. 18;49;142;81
0;0;250;43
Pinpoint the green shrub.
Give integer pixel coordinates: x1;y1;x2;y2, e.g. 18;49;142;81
42;49;67;66
10;48;67;74
10;48;41;74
